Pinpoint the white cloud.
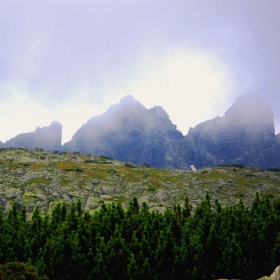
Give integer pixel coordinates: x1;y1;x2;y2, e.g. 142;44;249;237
123;49;234;134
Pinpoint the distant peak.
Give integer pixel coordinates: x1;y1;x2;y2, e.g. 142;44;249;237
225;93;274;122
34;121;62;132
51;120;62;126
119;95;140;105
150;106;169;119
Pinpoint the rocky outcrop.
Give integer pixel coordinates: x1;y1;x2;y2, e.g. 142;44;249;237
0;141;6;148
63;95;190;169
258;265;280;280
0;148;280;217
186;94;280;169
5;121;62;152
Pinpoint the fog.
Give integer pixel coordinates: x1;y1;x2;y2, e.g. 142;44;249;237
0;1;279;143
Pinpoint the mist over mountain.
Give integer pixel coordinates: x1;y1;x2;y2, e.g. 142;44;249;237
5;121;62;152
187;94;280;169
3;94;280;169
63;95;191;169
63;94;280;169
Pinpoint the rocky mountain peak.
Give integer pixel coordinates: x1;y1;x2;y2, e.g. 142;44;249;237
63;96;185;168
225;94;273;119
224;93;275;138
0;141;6;148
150;106;170;121
119;94;142;106
186;94;280;168
5;121;62;151
34;120;62;132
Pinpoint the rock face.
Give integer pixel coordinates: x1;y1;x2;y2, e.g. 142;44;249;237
5;121;62;152
0;141;6;148
187;94;280;169
63;95;191;169
258;265;280;280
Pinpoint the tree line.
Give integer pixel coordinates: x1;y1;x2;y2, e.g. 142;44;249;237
0;193;280;279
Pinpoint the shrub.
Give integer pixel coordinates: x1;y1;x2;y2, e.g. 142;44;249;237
124;162;135;168
230;164;245;168
64;168;75;172
267;168;280;172
84;159;98;163
100;155;114;160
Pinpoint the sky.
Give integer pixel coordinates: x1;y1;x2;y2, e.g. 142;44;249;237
0;1;280;144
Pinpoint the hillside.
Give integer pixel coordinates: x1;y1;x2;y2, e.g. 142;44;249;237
1;148;280;218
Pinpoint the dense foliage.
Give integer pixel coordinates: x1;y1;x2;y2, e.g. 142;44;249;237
0;261;49;279
0;193;280;279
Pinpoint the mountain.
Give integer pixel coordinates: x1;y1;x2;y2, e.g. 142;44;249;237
5;121;62;152
0;141;6;148
187;94;280;169
4;94;280;169
64;94;280;169
63;95;191;169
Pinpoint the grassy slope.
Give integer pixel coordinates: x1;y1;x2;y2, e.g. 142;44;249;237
0;148;279;215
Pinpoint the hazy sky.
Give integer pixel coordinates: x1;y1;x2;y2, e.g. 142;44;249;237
1;1;280;144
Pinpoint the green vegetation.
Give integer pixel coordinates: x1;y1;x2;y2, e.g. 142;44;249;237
267;168;280;172
100;155;114;160
0;194;279;279
75;167;84;172
23;178;49;186
0;262;48;279
124;162;135;168
64;168;75;171
84;159;98;163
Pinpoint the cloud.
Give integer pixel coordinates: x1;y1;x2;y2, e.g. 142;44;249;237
0;0;279;141
119;48;234;134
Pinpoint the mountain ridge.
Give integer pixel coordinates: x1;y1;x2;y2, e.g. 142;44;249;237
5;121;62;152
3;94;280;170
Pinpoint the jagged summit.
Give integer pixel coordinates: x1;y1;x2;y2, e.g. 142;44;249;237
225;94;274;120
104;95;146;120
119;94;142;105
63;95;185;168
5;121;62;152
186;94;280;168
224;94;275;136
